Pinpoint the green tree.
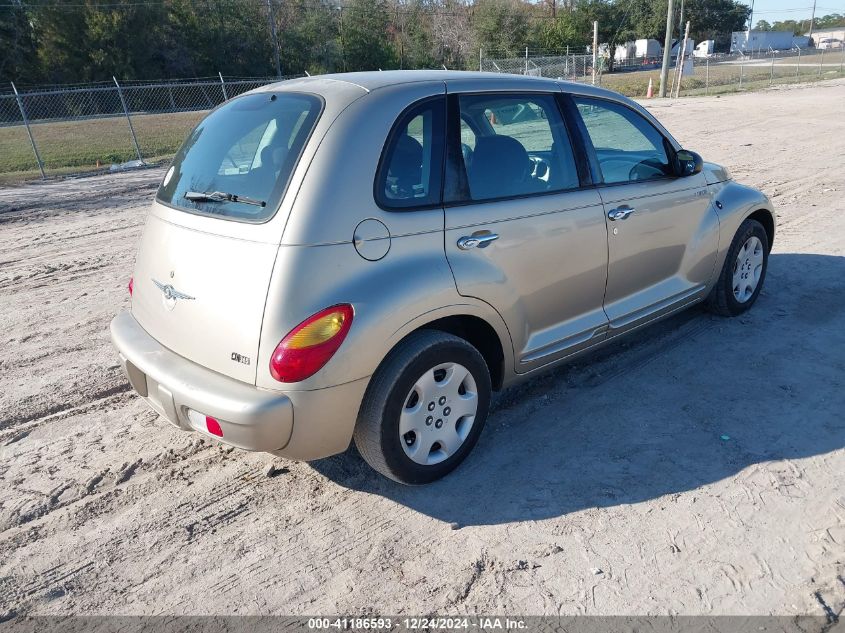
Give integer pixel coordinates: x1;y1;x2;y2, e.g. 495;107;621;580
754;19;772;31
342;0;395;71
393;0;437;70
0;3;41;84
816;13;845;29
472;0;532;57
615;0;750;53
537;10;591;52
683;0;750;50
33;3;91;82
277;0;341;75
770;20;802;34
83;3;170;79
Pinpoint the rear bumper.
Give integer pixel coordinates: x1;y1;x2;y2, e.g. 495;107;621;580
110;310;369;459
111;310;292;451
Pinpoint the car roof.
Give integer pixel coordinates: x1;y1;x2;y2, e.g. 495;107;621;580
257;69;618;100
250;70;678;149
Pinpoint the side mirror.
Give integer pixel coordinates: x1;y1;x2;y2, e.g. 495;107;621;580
675;149;703;177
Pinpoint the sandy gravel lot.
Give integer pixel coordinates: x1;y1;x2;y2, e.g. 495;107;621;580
1;79;844;619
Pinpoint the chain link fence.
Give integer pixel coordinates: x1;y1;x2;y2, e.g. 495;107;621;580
480;49;664;81
481;52;597;80
0;75;295;183
3;50;844;184
481;47;845;98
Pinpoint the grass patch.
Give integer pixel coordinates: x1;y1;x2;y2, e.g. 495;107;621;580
596;51;845;98
0;109;205;179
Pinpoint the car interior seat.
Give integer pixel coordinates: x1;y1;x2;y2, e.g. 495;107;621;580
468;135;544;199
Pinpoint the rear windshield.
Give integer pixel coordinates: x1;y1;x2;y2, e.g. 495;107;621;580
157;92;322;223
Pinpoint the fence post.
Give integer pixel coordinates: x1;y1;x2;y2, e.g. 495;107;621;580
739;59;744;89
705;58;709;95
796;47;801;79
818;48;824;77
525;47;529;75
11;82;45;179
479;48;482;72
219;72;228;100
113;76;143;163
592;21;598;85
770;51;775;85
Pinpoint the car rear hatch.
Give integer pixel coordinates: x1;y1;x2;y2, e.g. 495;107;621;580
130;215;281;384
130;91;324;384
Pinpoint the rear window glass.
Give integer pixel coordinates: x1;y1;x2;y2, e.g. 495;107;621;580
157;92;322;222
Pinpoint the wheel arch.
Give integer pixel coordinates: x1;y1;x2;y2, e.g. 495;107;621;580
747;208;775;253
382;305;514;391
419;315;505;390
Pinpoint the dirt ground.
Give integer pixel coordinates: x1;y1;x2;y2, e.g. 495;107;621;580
1;79;843;619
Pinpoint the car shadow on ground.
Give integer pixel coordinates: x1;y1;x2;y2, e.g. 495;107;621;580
310;253;845;526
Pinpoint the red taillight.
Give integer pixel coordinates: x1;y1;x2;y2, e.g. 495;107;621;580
205;416;223;437
269;304;354;383
128;277;134;297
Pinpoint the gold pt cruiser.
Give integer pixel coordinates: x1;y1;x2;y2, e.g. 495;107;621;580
111;71;775;484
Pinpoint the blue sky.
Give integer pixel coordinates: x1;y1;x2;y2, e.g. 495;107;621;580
750;0;845;27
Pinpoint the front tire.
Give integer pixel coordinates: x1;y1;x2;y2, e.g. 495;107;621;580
706;218;769;317
354;330;491;484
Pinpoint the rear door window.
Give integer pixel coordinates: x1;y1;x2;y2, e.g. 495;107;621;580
157;92;322;222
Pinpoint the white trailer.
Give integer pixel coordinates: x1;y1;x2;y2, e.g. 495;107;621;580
614;38;662;62
635;39;663;58
731;30;808;53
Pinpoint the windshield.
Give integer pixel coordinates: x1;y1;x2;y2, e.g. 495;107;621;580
157;92;322;222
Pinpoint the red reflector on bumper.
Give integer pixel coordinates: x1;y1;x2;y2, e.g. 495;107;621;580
205;416;223;437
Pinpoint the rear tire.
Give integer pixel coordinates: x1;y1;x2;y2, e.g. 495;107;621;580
354;330;491;485
706;218;769;317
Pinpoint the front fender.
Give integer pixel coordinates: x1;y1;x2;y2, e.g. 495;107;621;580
707;180;775;290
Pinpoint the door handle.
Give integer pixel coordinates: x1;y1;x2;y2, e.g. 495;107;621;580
457;233;499;250
608;206;635;221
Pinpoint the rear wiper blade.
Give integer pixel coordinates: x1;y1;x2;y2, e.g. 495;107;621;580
184;190;266;208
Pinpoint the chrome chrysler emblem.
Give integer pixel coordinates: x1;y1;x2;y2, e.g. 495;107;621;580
152;278;195;310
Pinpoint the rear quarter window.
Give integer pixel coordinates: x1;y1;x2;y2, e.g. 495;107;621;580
157;92;322;223
375;97;446;210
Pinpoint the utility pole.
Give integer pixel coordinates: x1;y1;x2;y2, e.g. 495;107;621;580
748;0;755;34
677;0;685;42
673;21;690;98
670;2;686;96
808;0;817;41
659;0;674;97
266;0;282;78
592;21;598;85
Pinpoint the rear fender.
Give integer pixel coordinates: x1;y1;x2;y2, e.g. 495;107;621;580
256;235;514;392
